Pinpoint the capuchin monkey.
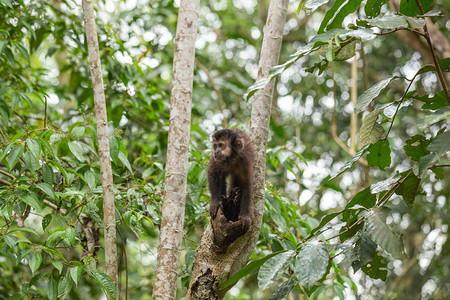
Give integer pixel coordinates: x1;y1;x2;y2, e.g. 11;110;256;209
207;128;255;231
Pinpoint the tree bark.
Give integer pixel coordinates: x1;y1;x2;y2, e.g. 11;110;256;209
81;0;118;298
185;1;288;299
152;0;200;299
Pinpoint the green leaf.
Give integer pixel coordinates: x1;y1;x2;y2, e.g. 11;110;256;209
330;145;370;180
415;91;448;110
355;77;396;113
9;227;39;236
268;275;299;300
370;174;400;194
65;228;76;245
70;266;82;286
245;78;271;100
352;232;376;271
4;234;17;249
90;270;116;299
367;13;408;29
300;0;329;15
365;0;388;18
47;278;57;300
361;253;387;280
7;144;24;171
307;211;343;237
52;261;63;274
427;130;450;156
326;43;334;61
118;151;133;173
70;126;85;139
418;58;450;75
42;214;52;231
318;0;363;33
68;141;86;162
84;170;96;190
333;283;345;300
42;246;66;260
0;40;7;55
42;163;54;186
258;250;295;290
346;187;376;209
405;16;426;28
337;244;359;270
109;136;120;164
400;0;431;16
366;140;391;170
29;252;42;275
14;42;30;65
245;44;315;100
20;194;42;210
404;134;431;161
294;242;329;289
395;172;420;207
365;210;404;258
221;251;286;290
27;138;41;159
417;130;450;176
358;109;385;149
269;210;288;232
36;183;56;200
23;151;39;172
57;273;72;297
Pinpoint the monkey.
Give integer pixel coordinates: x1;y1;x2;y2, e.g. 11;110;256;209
207;128;255;231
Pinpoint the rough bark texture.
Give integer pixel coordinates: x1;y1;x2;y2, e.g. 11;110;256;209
186;1;288;299
81;1;118;298
152;0;200;299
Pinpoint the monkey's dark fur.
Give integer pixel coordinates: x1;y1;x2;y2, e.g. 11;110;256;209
208;128;255;231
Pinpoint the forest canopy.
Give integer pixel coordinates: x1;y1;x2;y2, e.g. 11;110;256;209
0;0;449;299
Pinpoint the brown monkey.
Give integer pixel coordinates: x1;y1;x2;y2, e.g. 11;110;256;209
208;128;255;231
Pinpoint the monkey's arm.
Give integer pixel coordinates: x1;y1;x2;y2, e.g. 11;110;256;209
208;169;226;218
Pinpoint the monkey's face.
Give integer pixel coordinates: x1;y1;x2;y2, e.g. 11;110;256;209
212;138;232;163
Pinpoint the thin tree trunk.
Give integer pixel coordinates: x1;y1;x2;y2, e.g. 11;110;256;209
152;0;200;299
81;0;118;298
186;1;288;299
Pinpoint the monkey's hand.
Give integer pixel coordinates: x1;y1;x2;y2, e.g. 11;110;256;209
240;214;251;232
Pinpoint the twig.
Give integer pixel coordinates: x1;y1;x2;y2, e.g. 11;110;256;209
331;62;368;167
44;97;47;128
0;178;10;185
195;58;228;128
414;0;450;103
0;169;16;180
117;229;129;300
375;27;425;37
385;66;425;138
376;170;413;207
349;56;358;155
326;170;413;241
326;213;366;242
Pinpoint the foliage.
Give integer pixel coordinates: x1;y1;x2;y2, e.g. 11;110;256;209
0;0;448;299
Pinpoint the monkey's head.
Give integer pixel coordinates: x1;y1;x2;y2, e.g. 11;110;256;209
212;129;245;164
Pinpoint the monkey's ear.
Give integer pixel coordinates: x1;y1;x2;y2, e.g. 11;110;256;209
235;138;245;152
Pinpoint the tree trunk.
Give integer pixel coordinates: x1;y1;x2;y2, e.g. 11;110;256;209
152;0;200;299
185;1;288;299
81;0;118;298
